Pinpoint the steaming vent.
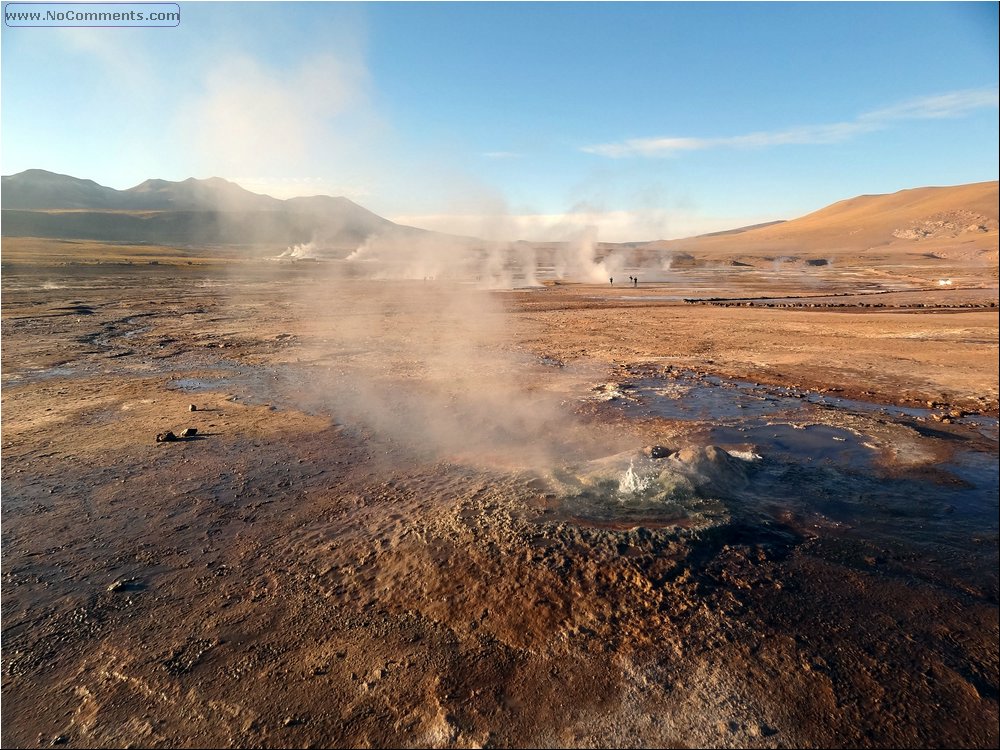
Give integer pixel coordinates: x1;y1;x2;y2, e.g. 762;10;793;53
617;459;654;498
542;445;755;531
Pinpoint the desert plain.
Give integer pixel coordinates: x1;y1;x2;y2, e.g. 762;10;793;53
2;183;999;749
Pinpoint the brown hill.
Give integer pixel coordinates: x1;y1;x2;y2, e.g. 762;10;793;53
643;181;998;261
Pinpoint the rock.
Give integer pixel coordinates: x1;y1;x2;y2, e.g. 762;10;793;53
107;577;142;593
156;431;178;442
643;445;670;459
667;445;750;494
180;427;198;438
189;404;198;411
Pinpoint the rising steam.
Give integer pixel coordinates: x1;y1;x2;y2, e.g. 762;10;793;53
285;265;620;469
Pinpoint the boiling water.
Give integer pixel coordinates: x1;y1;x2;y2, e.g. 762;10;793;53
617;460;653;497
570;372;1000;594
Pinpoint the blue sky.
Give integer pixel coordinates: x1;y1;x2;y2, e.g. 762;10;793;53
2;1;998;241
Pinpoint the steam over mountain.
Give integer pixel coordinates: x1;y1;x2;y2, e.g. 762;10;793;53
3;170;996;264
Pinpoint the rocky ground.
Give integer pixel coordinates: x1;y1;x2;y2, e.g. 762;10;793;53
2;255;998;748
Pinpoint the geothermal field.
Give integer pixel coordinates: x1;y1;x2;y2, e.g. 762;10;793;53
1;181;999;748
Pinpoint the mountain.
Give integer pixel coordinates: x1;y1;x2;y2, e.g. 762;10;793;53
121;177;282;212
1;169;123;210
0;169;424;249
639;181;999;260
694;220;787;238
3;169;313;211
4;171;996;258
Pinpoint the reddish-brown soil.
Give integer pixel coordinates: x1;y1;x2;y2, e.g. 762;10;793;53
2;247;997;749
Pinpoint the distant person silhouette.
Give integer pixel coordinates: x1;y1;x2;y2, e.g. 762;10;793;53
610;277;614;285
633;276;638;287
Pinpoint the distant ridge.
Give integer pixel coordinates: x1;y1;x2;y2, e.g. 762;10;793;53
638;181;999;256
3;171;997;255
0;169;439;248
695;220;787;238
4;169;285;211
1;169;122;210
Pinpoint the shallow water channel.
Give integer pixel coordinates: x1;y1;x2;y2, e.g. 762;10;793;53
578;371;1000;591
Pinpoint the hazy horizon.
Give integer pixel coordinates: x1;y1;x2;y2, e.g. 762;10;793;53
2;1;998;242
5;166;998;245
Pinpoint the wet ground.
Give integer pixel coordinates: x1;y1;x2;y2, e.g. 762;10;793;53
2;261;998;748
588;369;998;591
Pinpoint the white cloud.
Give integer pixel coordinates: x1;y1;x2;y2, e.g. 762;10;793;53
582;137;709;158
582;86;1000;158
862;87;1000;121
